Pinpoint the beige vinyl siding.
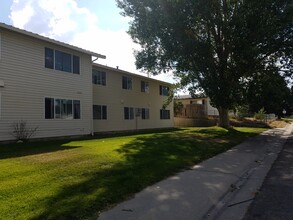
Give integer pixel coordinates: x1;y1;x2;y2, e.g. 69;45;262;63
0;92;1;118
93;65;173;132
0;32;2;59
0;28;93;141
207;98;219;116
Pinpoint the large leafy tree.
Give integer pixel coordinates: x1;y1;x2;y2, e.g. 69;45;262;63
117;0;293;127
245;70;291;117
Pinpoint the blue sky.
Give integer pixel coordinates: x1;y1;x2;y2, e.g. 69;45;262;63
0;0;173;83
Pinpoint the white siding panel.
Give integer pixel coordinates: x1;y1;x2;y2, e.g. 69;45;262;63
0;29;93;141
0;92;1;118
0;32;1;59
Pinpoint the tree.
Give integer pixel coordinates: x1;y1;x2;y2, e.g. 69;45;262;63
245;70;291;118
117;0;293;127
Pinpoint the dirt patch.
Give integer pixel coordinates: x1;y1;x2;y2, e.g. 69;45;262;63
268;120;289;128
230;118;290;128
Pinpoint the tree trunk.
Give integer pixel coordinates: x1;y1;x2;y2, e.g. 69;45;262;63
218;107;230;128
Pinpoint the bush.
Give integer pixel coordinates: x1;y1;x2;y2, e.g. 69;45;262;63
236;105;249;119
11;120;38;142
254;108;266;121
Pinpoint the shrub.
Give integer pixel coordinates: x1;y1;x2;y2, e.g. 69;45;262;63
254;108;266;121
11;120;38;142
236;105;249;119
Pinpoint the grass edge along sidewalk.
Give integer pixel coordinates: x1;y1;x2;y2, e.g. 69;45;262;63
0;127;266;220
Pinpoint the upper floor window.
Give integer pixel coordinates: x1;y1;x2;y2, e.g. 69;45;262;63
93;105;107;120
141;81;149;93
122;76;132;90
159;85;169;96
45;97;80;119
92;70;106;85
160;109;170;119
45;47;80;74
124;107;134;120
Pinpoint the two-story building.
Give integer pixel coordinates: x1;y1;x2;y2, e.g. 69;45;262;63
92;64;173;133
0;23;173;141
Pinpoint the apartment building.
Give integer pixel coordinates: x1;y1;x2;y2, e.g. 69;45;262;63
0;23;173;141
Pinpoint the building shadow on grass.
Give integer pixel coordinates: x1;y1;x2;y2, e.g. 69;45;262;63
0;140;81;159
29;130;245;219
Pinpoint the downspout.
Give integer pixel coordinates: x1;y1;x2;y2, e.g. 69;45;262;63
91;57;98;136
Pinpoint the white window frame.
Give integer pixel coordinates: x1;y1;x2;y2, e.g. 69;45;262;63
44;97;81;120
45;47;80;74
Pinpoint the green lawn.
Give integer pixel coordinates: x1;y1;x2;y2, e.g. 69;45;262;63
0;127;267;220
282;117;293;121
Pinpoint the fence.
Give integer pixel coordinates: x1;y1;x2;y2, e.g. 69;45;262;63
175;104;207;119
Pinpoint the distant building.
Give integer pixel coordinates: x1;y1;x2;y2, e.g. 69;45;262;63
175;95;219;118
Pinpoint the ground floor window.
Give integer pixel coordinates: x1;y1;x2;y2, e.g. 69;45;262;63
45;97;80;119
141;108;150;119
124;107;134;120
93;105;107;120
160;109;170;119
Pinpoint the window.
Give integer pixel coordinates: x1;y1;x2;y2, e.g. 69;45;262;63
73;100;81;119
45;48;80;74
73;55;80;74
141;108;150;120
45;98;80;119
92;70;106;85
122;76;132;90
55;99;61;119
93;105;107;120
124;107;134;120
61;99;73;119
45;47;54;69
141;81;149;93
45;98;54;119
159;85;169;96
160;109;170;119
55;50;72;72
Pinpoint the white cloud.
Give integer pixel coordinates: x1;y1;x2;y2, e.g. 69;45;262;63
9;0;173;83
10;0;34;29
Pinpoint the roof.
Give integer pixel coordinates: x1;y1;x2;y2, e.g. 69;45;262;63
92;63;173;85
0;22;106;59
176;94;208;100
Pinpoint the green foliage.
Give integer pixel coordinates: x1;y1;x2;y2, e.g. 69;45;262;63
236;105;250;119
254;108;266;121
174;100;184;115
245;71;291;117
0;127;266;219
117;0;293;127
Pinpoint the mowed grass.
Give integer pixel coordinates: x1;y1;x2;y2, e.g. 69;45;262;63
0;127;267;220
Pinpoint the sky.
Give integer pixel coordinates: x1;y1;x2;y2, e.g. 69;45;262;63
0;0;175;83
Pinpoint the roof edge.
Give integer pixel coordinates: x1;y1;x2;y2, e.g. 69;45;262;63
0;22;106;59
93;63;173;85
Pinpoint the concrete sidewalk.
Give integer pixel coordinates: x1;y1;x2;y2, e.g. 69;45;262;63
244;128;293;220
98;124;293;220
